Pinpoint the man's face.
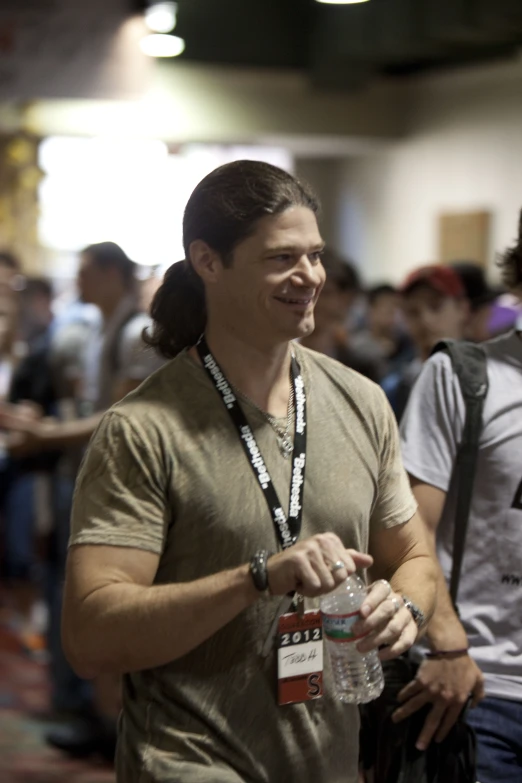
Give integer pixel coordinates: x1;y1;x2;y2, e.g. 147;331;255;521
402;285;467;358
313;278;356;333
369;293;400;333
77;252;105;306
208;206;326;345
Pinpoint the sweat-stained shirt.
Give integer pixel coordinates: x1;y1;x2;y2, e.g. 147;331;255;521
69;344;417;783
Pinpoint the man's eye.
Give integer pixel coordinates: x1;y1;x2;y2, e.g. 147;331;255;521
308;251;323;263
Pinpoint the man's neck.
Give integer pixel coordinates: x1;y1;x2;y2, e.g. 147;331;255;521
195;323;293;418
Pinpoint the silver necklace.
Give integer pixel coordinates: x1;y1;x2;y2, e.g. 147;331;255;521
233;383;295;459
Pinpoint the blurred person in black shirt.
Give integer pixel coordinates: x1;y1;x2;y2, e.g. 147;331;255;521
350;284;414;381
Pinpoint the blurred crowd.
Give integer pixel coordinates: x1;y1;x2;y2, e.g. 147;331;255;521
302;250;521;420
0;243;164;761
0;239;520;767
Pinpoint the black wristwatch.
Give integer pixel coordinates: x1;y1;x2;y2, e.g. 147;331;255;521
402;595;427;632
249;550;272;593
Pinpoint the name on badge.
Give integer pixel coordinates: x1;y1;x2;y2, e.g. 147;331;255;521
277;610;323;705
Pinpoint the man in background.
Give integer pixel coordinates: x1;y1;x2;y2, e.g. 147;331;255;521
350;284;414;382
1;241;164;762
300;250;382;381
382;265;468;421
450;261;499;342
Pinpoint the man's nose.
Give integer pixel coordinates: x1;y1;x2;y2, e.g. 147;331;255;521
291;255;323;288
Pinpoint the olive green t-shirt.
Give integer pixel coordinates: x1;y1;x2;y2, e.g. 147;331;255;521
70;345;417;783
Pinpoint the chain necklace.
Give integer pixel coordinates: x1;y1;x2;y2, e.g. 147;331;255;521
233;383;295;459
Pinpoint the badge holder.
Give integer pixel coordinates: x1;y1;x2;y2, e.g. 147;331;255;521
277;609;323;705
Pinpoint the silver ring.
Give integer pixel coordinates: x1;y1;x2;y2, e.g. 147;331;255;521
389;596;401;615
330;560;345;573
378;579;392;597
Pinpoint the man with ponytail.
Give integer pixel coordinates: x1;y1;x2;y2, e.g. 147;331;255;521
397;211;522;782
62;160;436;783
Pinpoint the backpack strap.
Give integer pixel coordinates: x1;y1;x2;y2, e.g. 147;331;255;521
430;340;489;607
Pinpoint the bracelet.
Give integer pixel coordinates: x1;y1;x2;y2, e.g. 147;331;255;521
249;550;272;593
425;648;469;659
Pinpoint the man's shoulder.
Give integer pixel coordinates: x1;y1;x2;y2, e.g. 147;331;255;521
297;344;387;411
111;351;202;417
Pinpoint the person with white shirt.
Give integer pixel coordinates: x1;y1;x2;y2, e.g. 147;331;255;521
396;213;522;783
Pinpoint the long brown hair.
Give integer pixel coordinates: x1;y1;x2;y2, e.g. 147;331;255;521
145;160;319;359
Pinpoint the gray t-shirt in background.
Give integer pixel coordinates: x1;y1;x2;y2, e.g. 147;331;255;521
400;330;522;702
82;295;164;413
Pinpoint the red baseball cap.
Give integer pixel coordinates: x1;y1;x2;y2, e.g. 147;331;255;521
400;265;465;299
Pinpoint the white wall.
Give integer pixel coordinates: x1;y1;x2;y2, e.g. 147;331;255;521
315;58;522;285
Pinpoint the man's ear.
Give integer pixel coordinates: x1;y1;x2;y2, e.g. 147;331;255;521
189;240;223;285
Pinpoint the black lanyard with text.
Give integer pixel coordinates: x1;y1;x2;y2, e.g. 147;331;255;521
196;337;307;551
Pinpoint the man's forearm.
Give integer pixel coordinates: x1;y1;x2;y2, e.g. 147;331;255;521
408;481;469;648
390;554;436;634
368;513;438;636
422;519;468;650
63;564;260;678
374;552;437;636
425;565;468;650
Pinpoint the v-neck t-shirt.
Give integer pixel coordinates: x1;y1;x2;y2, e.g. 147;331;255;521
70;344;417;783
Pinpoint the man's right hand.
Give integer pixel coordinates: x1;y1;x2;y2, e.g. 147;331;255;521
266;533;373;597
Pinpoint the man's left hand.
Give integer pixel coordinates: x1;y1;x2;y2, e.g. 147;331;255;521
352;579;418;660
391;654;485;750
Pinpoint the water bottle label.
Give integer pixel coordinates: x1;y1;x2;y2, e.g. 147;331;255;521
322;611;366;643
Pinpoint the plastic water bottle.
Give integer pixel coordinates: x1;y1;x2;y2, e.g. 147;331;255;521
320;574;384;704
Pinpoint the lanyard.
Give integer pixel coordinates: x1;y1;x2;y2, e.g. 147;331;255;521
196;336;307;551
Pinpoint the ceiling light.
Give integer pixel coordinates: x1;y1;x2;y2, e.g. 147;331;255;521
315;0;370;4
145;2;177;33
139;33;185;58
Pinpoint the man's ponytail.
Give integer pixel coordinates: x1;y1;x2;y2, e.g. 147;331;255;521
144;261;206;359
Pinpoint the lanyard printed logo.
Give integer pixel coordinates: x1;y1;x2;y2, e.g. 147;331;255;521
197;337;307;551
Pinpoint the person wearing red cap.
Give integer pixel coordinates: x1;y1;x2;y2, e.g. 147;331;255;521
381;265;469;420
399;265;469;360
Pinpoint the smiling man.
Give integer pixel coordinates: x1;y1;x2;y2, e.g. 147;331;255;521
61;160;436;783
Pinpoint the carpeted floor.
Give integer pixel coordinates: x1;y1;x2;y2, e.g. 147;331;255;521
0;621;115;783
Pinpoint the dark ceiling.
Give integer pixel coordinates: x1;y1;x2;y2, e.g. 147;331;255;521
169;0;522;88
